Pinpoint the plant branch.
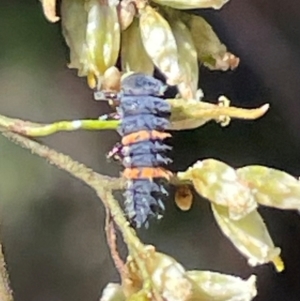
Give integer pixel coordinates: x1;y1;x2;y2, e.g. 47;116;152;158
105;208;129;277
0;100;269;138
1;129;165;297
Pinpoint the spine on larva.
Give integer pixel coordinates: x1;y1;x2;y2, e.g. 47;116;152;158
118;73;172;228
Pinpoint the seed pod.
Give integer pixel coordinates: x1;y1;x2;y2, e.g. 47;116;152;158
84;0;121;88
121;18;154;75
139;5;182;85
168;17;199;99
151;0;230;10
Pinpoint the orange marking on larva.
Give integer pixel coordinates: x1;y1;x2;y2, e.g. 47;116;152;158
123;167;172;180
123;168;139;179
122;130;171;145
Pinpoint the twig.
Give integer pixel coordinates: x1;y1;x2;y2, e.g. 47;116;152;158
105;208;128;277
0;129;163;299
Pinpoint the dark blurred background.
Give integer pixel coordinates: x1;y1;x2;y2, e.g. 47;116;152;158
1;0;300;300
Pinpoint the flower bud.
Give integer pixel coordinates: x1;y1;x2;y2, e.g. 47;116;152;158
237;165;300;211
168;18;199;99
139;5;182;85
177;159;257;220
121;18;154;75
212;204;284;272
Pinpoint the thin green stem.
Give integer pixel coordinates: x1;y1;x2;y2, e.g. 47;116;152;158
0;114;119;137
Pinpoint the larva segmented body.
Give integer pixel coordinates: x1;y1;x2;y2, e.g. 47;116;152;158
117;73;172;228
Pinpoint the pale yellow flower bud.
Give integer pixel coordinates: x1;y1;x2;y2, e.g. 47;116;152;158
168;18;199;99
212;204;284;272
139;5;182;85
237;165;300;211
61;0;88;75
61;0;120;89
121;18;154;75
84;0;121;88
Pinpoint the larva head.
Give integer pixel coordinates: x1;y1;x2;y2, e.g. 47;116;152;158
121;73;167;96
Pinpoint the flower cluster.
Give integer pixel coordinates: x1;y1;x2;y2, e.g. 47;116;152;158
177;159;296;272
101;246;257;301
41;0;239;98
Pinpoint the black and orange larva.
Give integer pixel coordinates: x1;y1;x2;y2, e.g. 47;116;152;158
112;73;173;228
